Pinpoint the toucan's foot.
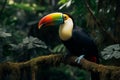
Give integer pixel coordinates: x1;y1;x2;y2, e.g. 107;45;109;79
75;55;84;64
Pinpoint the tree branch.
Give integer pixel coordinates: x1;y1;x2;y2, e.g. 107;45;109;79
0;54;120;80
84;0;118;43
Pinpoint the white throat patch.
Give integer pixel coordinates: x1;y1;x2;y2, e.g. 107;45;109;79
59;18;73;41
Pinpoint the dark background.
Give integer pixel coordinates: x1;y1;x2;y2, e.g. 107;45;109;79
0;0;120;80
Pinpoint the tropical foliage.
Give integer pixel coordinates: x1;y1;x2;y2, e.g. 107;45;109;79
0;0;120;80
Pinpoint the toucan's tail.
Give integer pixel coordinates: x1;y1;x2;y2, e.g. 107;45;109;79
90;56;100;80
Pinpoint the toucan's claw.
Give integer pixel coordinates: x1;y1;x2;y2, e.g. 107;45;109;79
75;55;84;64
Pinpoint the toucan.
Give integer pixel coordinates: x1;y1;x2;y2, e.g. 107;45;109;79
38;12;99;80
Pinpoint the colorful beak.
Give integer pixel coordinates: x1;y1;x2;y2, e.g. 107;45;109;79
38;13;64;29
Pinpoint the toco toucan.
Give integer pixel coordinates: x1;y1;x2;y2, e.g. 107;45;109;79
38;12;99;80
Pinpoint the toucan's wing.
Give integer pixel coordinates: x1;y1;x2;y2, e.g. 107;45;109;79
72;27;98;56
72;27;94;46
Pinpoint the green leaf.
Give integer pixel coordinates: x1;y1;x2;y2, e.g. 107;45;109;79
53;44;65;53
58;0;68;5
23;37;29;44
66;0;72;7
0;28;12;38
10;36;48;50
59;0;73;10
101;44;120;60
28;43;34;49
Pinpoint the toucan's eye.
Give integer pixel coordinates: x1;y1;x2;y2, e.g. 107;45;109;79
63;14;69;20
64;16;67;20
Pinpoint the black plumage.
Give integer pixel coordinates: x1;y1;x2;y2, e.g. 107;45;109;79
62;27;98;59
62;26;99;80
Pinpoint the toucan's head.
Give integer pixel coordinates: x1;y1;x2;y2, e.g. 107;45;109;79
38;12;73;41
38;12;71;29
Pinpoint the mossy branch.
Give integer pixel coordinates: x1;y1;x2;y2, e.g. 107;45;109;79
0;54;120;80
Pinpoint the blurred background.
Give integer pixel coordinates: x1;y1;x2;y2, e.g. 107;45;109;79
0;0;120;80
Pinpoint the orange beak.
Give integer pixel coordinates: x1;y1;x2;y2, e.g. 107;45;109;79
38;12;64;29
